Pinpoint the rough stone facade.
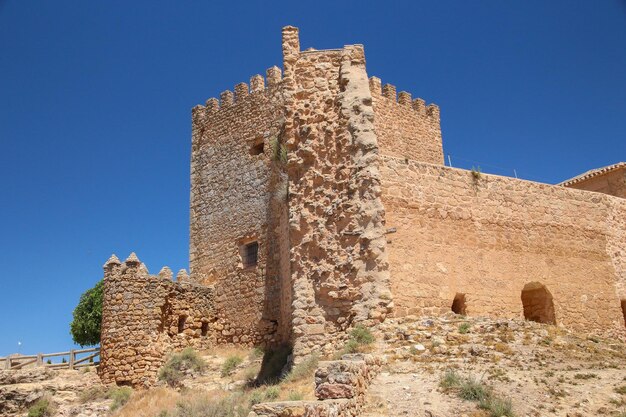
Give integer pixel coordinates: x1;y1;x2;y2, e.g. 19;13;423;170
99;25;626;387
99;254;214;387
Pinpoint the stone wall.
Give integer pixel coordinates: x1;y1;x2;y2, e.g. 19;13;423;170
249;353;384;417
380;157;626;336
370;77;444;165
189;65;288;346
281;27;392;358
99;254;215;387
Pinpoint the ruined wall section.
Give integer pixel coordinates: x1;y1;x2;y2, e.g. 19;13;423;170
380;158;626;337
281;27;392;358
189;70;287;346
369;78;444;165
100;254;215;387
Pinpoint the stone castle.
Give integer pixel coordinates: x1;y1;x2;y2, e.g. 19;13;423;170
98;26;626;387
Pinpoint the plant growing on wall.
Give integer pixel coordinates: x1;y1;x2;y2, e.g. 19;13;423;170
70;279;103;346
269;136;288;165
471;166;482;180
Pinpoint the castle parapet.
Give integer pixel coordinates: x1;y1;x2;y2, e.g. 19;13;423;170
191;67;283;135
100;252;215;387
368;76;439;122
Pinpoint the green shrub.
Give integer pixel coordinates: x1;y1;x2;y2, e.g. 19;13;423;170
264;386;280;401
283;354;319;383
249;347;264;359
459;377;490;402
439;369;462;390
70;279;103;346
221;355;244;377
458;322;470;334
174;393;249;417
287;391;304;401
350;325;375;345
479;395;516;417
269;137;288;165
440;370;516;416
109;386;132;411
79;385;108;403
159;348;207;387
343;339;360;354
248;390;265;406
28;397;54;417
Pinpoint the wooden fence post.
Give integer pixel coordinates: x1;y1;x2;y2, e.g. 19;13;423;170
69;350;75;370
37;353;43;367
5;357;10;370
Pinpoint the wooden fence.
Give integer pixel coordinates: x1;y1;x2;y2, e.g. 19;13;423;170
0;347;100;371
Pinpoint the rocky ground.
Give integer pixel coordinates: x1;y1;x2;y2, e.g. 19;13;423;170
0;367;109;417
362;314;626;417
2;316;625;417
0;346;313;417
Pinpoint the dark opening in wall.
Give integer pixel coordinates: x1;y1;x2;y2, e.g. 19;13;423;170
241;241;259;268
201;321;209;337
256;344;291;385
177;316;187;334
250;140;265;156
521;282;556;325
621;300;626;329
451;293;466;315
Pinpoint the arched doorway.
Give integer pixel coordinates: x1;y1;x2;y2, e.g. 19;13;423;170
521;282;556;325
451;293;466;315
621;300;626;329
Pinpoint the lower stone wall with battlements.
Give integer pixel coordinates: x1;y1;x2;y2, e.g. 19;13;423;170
99;253;215;387
380;157;626;337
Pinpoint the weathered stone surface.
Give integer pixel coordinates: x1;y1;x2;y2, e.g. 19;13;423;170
251;354;384;417
98;24;626;391
99;254;215;387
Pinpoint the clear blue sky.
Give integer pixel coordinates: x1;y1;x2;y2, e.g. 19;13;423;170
1;1;625;357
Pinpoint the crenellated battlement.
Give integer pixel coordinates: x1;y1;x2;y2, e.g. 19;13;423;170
191;66;283;129
368;76;440;121
100;252;215;387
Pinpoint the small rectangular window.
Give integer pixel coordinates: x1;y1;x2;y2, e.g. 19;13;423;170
242;241;259;268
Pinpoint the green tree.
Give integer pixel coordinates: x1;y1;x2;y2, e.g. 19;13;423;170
70;280;103;346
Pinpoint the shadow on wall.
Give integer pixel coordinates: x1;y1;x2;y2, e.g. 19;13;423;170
621;299;626;329
521;282;556;325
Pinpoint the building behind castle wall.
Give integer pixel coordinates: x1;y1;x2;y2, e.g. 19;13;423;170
563;165;626;199
380;158;626;336
99;254;215;387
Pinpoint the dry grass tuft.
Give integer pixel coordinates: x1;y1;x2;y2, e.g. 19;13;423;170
112;387;180;417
